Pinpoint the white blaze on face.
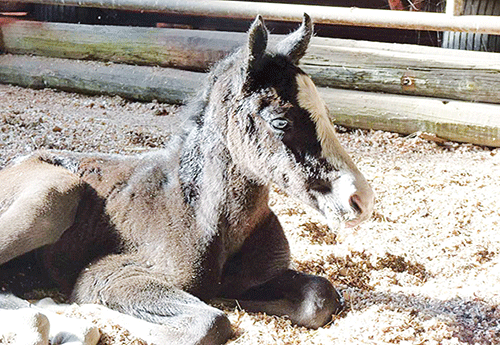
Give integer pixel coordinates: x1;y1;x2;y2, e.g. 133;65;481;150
295;74;355;170
295;73;374;228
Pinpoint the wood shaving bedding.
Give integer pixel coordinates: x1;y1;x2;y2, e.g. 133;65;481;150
1;84;499;344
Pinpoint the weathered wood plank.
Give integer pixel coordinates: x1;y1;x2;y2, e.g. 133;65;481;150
303;37;500;105
0;20;239;71
0;54;200;103
2;21;500;104
1;54;498;147
324;88;500;147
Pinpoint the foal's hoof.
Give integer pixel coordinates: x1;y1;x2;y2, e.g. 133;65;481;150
297;276;344;329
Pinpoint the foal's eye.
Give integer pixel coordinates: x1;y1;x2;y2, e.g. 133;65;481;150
271;118;290;130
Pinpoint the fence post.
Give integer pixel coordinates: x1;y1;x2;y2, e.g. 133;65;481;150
446;0;465;16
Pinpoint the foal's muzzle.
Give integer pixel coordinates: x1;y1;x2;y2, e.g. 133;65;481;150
315;173;375;230
345;189;374;228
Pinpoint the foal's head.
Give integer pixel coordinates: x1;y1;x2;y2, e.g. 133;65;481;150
214;14;374;229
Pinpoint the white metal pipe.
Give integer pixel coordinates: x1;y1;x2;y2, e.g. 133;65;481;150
6;0;500;34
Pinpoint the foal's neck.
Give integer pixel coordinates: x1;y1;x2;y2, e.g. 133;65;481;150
178;109;271;241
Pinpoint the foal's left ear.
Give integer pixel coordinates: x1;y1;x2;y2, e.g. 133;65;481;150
276;13;313;64
247;15;268;70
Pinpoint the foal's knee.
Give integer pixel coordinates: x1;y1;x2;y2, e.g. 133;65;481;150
295;275;343;329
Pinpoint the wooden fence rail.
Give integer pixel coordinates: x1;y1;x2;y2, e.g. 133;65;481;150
1;54;499;147
2;21;500;104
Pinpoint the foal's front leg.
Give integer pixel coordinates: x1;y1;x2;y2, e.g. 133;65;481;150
220;212;343;329
237;269;342;329
72;254;233;345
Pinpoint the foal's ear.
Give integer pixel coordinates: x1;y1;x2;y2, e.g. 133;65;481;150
276;13;313;64
247;15;268;70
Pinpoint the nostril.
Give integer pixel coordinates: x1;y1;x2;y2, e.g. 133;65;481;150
346;186;374;228
349;194;363;215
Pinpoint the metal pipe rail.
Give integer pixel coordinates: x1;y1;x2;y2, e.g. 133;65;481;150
5;0;500;35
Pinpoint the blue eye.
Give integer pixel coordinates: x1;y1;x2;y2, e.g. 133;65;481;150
271;118;289;130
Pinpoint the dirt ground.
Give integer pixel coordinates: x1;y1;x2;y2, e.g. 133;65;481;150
0;83;499;344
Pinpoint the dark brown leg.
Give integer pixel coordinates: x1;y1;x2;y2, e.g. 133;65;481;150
236;269;343;329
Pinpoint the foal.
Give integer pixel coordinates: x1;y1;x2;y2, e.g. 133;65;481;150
0;14;374;344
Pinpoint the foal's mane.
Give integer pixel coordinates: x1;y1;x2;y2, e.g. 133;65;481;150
179;47;247;136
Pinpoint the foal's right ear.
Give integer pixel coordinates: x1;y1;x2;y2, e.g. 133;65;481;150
246;15;268;71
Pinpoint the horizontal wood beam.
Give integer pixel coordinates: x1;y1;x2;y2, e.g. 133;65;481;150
305;36;500;105
0;54;200;104
0;20;238;71
323;88;500;147
2;21;499;104
1;54;499;147
5;0;500;34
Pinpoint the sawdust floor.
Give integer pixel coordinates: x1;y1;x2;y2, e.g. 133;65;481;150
0;84;499;344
